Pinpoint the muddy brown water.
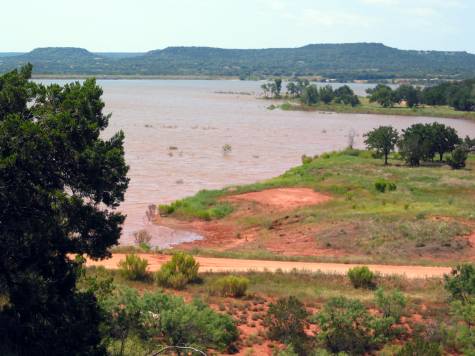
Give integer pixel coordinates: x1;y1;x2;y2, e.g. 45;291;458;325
38;80;475;247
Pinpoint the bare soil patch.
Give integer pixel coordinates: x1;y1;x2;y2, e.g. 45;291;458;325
226;188;331;211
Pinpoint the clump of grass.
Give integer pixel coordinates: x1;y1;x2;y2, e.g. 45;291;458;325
118;254;149;281
209;275;249;298
374;179;397;193
155;252;200;289
348;266;376;289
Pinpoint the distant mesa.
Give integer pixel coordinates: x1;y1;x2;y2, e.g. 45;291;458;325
1;43;475;80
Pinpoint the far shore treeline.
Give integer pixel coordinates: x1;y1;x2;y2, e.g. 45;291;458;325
263;77;475;113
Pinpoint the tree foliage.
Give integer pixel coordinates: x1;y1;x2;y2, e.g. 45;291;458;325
367;84;397;107
266;296;309;353
314;297;395;355
398;123;461;166
364;126;399;165
0;65;129;354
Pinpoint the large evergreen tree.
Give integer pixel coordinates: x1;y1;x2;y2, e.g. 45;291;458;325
0;65;129;355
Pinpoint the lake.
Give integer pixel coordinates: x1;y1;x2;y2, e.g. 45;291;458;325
38;80;475;247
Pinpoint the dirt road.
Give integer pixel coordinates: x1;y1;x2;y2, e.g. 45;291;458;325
86;253;452;279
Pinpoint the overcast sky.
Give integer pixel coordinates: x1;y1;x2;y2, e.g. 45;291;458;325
2;0;473;53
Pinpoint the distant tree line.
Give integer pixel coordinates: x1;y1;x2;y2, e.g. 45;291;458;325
367;80;475;111
262;78;360;107
364;123;473;168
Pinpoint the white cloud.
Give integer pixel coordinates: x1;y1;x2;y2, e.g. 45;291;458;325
299;8;371;27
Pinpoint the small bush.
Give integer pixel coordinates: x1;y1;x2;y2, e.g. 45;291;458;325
118;254;149;281
314;296;395;354
222;144;232;155
447;146;468;169
348;266;376;289
266;296;309;354
444;264;475;303
210;275;249;298
133;229;152;245
375;288;407;322
155;252;199;289
103;287;238;353
396;337;442;356
375;179;397;193
301;155;313;164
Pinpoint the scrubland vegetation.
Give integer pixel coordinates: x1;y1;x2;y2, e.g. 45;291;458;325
74;251;475;355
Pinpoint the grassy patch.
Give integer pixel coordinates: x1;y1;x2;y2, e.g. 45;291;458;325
158;150;475;263
159;189;234;220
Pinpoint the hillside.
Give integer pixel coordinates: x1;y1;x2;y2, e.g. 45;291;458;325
1;43;475;80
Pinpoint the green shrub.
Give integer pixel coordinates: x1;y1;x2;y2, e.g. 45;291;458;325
444;264;475;303
266;296;309;355
375;288;407;322
118;254;149;281
348;266;376;289
101;287;238;353
375;179;397;193
301;155;313;164
144;294;238;352
209;275;249;298
155;252;200;289
443;299;475;354
314;296;395;355
447;146;468;169
396;337;442;356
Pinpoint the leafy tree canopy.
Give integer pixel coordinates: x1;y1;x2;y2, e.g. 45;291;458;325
0;65;129;354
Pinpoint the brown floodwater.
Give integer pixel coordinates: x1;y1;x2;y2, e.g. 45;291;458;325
39;80;475;247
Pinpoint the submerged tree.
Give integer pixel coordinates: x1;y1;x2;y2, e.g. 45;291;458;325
0;65;129;354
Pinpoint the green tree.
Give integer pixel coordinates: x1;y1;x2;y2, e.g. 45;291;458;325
394;84;421;108
100;287;145;356
273;78;283;97
448;85;475;111
364;126;399;165
398;123;434;166
319;85;335;104
0;66;129;355
301;84;319;105
430;122;461;161
286;81;298;97
334;85;360;106
261;83;270;98
367;84;396;108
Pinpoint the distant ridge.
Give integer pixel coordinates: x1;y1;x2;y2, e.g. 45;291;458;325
1;43;475;80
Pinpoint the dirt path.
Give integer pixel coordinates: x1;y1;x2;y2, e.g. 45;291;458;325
87;254;452;279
